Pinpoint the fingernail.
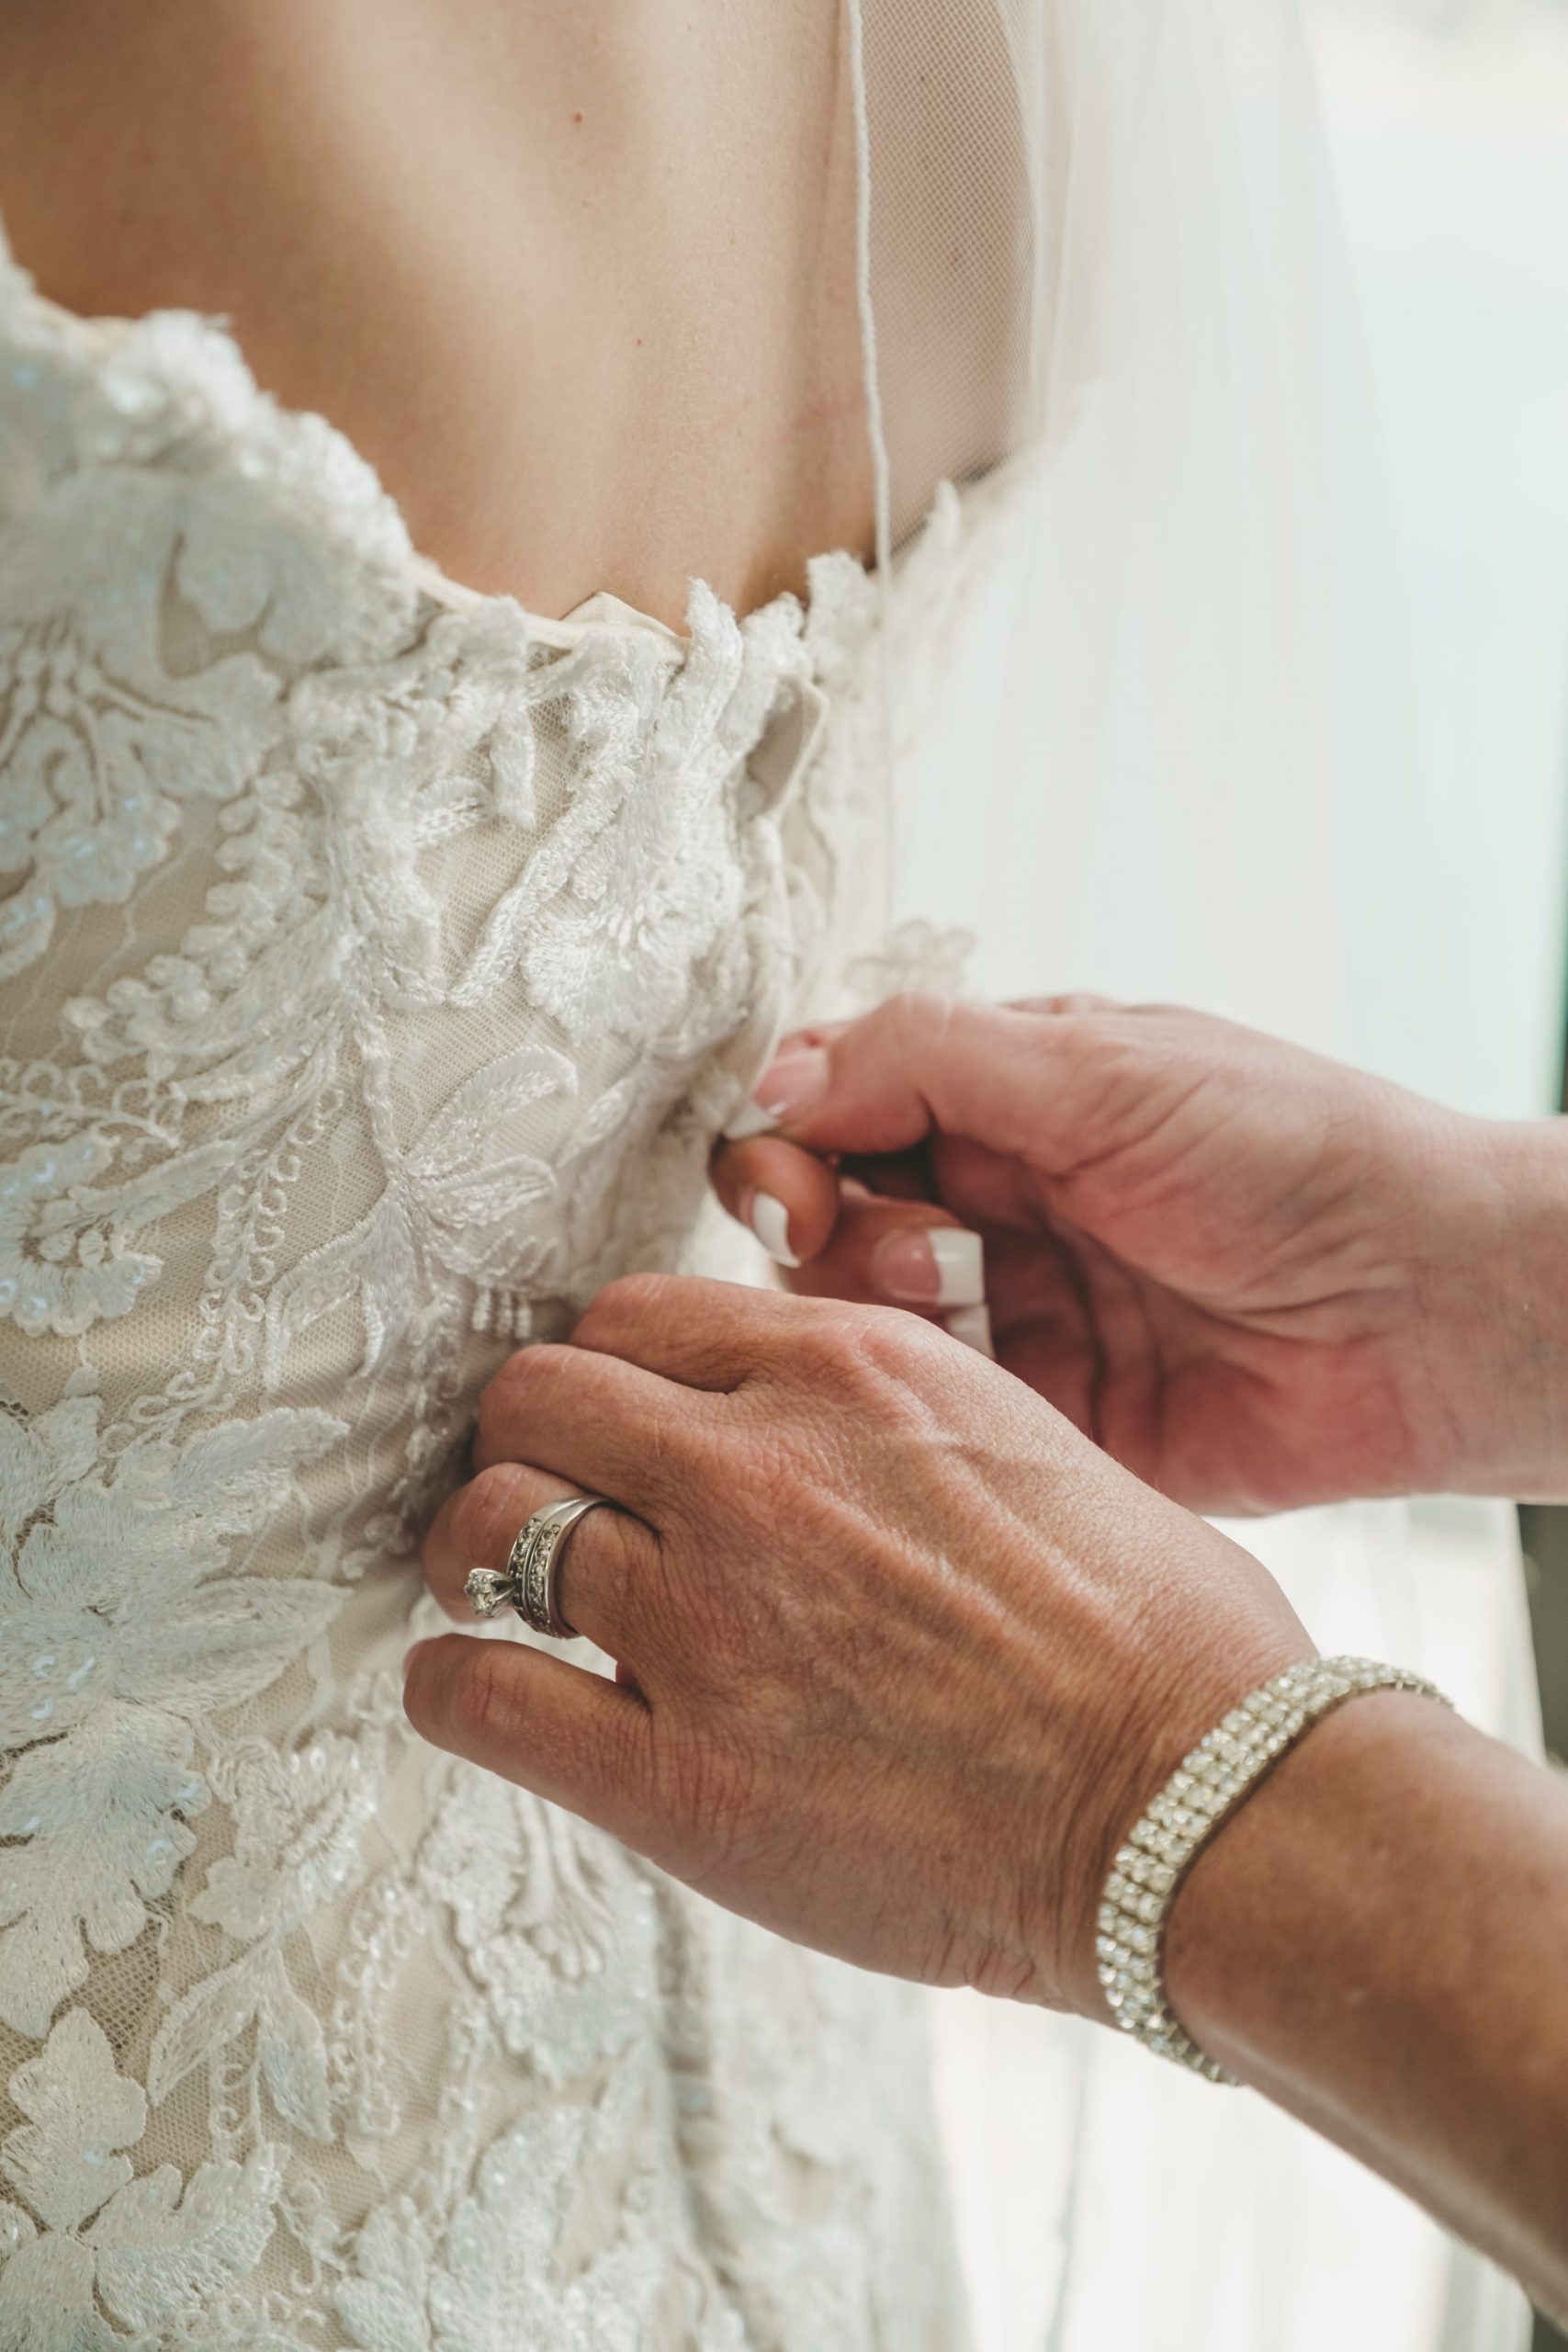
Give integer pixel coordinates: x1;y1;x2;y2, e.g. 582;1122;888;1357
747;1189;801;1269
945;1302;997;1360
723;1046;829;1140
872;1227;985;1307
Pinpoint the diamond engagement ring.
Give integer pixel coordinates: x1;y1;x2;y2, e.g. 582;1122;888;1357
464;1495;613;1641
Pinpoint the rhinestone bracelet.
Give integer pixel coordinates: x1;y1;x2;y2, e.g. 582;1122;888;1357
1097;1653;1452;2085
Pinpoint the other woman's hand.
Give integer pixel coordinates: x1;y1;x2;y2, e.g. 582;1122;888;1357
406;1274;1309;2012
711;995;1565;1512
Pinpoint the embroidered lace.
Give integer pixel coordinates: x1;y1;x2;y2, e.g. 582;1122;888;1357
0;235;1018;2348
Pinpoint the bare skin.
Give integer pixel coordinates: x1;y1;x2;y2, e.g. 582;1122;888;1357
403;1275;1568;2324
713;995;1568;1510
403;1004;1568;2320
1168;1692;1568;2327
0;0;874;626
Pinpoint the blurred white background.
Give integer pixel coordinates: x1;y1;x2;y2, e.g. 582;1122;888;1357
1310;0;1568;1117
927;7;1568;2347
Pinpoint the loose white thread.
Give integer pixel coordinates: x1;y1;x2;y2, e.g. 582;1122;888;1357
845;0;893;593
844;0;900;889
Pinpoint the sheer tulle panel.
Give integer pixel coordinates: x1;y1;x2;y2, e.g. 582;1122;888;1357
855;0;1043;545
880;0;1414;1067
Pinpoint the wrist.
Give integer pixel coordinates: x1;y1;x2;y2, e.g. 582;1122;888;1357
1161;1687;1458;2083
1416;1113;1568;1499
1160;1668;1568;2316
1091;1663;1447;2075
1055;1596;1315;2021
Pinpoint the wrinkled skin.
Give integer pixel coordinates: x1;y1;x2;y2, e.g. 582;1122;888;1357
406;992;1562;2013
407;1273;1309;2015
712;994;1551;1512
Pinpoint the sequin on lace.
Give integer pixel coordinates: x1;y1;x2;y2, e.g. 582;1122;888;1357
0;234;990;2347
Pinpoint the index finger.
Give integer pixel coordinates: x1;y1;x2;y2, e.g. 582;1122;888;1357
726;991;1191;1174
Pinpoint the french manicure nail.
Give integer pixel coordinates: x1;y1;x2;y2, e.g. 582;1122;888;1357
723;1046;829;1140
872;1227;986;1307
945;1303;997;1360
749;1190;801;1269
722;1098;780;1142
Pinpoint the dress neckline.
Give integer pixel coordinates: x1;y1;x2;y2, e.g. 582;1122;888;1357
0;213;962;655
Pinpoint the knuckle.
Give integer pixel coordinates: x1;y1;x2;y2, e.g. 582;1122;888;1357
447;1464;525;1566
788;1297;875;1370
849;1302;943;1385
579;1271;671;1335
773;1297;934;1408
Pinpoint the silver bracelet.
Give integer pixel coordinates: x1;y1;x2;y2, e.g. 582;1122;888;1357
1097;1653;1452;2086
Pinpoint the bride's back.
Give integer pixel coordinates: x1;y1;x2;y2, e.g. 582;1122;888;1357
0;0;876;626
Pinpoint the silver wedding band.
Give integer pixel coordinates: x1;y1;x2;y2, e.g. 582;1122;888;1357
464;1494;614;1641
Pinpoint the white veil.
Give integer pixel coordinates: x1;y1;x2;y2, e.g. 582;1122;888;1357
843;6;1535;2347
846;0;1436;1068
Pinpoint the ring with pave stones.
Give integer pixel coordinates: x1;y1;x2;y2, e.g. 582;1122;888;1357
463;1495;612;1640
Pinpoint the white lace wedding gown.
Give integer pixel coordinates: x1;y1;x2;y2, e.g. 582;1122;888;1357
0;228;993;2348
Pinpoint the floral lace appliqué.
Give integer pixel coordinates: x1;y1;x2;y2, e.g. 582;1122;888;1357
0;231;972;2349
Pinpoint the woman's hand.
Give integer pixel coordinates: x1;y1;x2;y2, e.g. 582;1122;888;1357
405;1274;1309;2012
712;995;1568;1512
404;1270;1568;2316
